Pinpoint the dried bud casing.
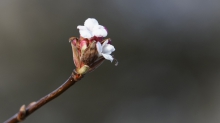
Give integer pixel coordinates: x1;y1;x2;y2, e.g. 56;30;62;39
69;37;80;68
70;37;102;75
81;41;98;66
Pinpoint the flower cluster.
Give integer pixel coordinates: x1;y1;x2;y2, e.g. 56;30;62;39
69;18;117;74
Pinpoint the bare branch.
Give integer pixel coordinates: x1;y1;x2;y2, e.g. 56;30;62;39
4;70;83;123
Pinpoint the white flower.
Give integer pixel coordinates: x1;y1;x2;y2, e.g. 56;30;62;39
96;40;115;62
77;18;107;39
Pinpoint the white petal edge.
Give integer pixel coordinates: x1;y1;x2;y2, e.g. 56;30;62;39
102;44;115;54
96;42;102;56
77;25;87;30
102;53;114;62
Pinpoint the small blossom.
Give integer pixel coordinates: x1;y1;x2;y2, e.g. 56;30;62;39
77;18;107;39
96;40;115;62
70;18;117;75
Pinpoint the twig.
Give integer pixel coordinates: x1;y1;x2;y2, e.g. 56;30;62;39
4;70;83;123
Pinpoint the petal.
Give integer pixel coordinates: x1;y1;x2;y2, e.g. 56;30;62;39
102;53;114;62
79;30;93;38
84;18;99;31
101;28;108;37
77;25;87;30
102;44;115;54
92;25;108;37
77;26;93;38
96;42;102;56
80;40;88;51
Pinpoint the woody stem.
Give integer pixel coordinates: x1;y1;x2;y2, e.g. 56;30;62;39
4;70;83;123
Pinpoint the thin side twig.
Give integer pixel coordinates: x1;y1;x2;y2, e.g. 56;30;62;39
4;70;83;123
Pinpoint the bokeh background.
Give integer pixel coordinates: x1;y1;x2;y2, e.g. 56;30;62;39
1;0;220;123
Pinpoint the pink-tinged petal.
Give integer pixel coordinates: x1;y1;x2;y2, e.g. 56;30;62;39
96;42;102;56
84;18;99;31
102;44;115;54
92;36;104;42
80;40;88;51
102;54;114;62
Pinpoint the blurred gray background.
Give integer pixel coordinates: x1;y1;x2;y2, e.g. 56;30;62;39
1;0;220;123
